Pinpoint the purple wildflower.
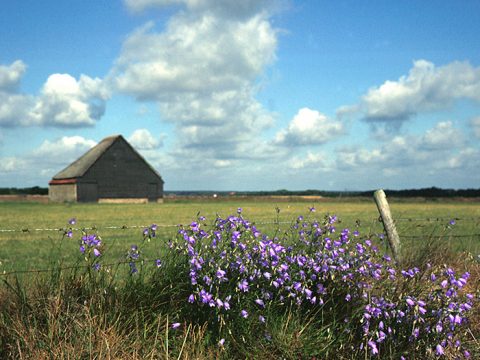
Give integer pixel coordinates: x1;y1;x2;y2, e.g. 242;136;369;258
406;297;415;307
129;262;138;274
171;322;181;329
367;340;378;355
216;269;227;279
238;279;249;292
435;344;444;356
356;243;364;254
435;322;443;333
255;299;265;308
223;298;231;310
304;288;313;298
199;290;213;304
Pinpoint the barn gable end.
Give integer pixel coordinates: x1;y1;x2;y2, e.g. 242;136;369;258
49;135;164;203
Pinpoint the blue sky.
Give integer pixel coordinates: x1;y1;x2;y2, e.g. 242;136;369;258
1;0;479;191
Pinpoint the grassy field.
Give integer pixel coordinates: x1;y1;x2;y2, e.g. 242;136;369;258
1;198;479;273
0;198;479;359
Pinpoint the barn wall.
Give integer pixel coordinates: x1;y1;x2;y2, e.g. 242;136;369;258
81;139;163;201
49;184;77;202
77;182;98;202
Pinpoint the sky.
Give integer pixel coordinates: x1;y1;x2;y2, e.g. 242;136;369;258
1;0;479;191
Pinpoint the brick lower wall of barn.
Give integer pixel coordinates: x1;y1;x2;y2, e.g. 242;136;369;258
49;184;77;202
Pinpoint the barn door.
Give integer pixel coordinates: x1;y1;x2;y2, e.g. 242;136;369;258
147;183;158;202
80;182;98;202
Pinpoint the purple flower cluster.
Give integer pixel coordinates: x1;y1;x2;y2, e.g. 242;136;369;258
71;220;164;275
79;234;102;258
143;224;157;241
78;231;102;271
168;211;475;356
63;218;76;238
127;244;140;274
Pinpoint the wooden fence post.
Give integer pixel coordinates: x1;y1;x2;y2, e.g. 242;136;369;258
374;189;402;263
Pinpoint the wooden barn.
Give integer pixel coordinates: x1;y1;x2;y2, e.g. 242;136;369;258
49;135;164;203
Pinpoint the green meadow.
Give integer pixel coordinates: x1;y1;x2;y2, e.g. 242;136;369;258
0;198;479;359
1;198;479;273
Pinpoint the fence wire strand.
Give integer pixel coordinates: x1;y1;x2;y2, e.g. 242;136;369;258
1;217;479;233
0;215;479;277
395;217;480;222
0;259;158;277
0;220;294;233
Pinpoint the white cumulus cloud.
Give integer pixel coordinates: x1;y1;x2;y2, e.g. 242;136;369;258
128;129;163;150
0;60;33;127
287;151;333;170
334;120;473;184
0;60;26;91
0;60;109;128
0;136;97;186
111;1;278;167
275;107;343;146
32;136;97;159
349;60;480;126
29;73;109;127
0;157;28;173
124;0;274;19
420;121;463;150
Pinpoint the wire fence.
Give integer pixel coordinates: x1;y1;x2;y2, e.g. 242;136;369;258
0;220;295;234
0;217;479;234
1;216;479;278
0;260;139;277
394;217;480;222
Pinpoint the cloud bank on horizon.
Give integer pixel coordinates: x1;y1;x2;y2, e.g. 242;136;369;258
0;0;479;190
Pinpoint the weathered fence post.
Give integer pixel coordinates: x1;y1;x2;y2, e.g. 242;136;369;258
374;189;402;263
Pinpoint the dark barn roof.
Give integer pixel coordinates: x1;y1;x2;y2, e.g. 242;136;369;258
51;135;163;183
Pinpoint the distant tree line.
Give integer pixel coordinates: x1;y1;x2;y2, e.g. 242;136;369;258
380;187;480;198
166;187;480;198
0;186;48;195
2;186;480;198
233;187;480;198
